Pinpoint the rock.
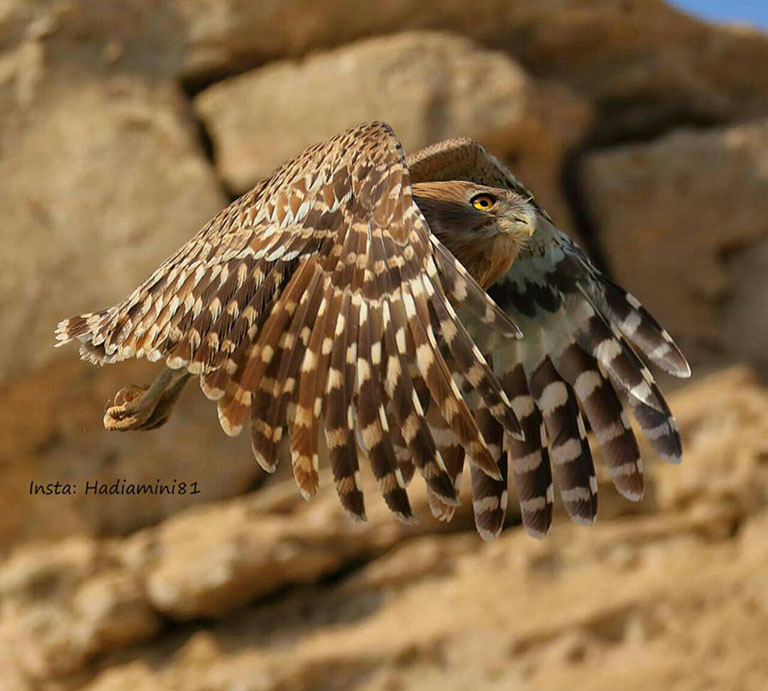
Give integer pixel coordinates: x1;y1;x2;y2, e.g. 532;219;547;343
721;234;768;375
131;415;651;620
0;72;225;380
0;54;270;550
5;1;768;138
195;31;591;234
0;470;477;681
177;0;768;138
0;355;264;551
173;0;516;80
499;1;768;139
0;368;765;686
651;367;768;530
65;506;768;691
0;0;184;80
0;536;160;681
135;468;478;620
581;118;768;372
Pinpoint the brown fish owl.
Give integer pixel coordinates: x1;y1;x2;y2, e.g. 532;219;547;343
56;122;690;540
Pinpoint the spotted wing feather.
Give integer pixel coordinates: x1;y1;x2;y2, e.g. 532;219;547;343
57;122;519;525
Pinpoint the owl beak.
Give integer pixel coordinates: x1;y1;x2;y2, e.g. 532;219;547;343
513;209;537;236
521;207;537;236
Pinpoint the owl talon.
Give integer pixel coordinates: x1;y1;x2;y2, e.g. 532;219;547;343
103;369;192;432
104;384;155;431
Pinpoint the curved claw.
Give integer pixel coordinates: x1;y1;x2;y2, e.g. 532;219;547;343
104;384;154;431
102;368;192;432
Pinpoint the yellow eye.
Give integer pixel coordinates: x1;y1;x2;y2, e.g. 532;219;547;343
471;193;496;211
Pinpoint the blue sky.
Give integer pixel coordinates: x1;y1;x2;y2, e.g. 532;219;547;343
671;0;768;28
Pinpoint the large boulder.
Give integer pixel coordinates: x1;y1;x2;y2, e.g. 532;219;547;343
195;31;591;233
0;73;225;379
581;118;768;373
498;1;768;137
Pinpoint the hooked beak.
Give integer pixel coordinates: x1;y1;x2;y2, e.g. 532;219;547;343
514;207;537;236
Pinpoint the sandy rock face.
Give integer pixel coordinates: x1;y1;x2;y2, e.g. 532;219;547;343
721;233;768;376
0;536;160;681
174;0;521;80
581;118;768;372
195;31;591;234
498;1;768;137
0;0;185;79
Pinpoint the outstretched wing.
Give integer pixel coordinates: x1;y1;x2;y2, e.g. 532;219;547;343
407;137;690;539
56;122;523;522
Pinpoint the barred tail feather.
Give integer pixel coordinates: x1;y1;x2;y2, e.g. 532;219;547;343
534;303;646;503
555;341;644;502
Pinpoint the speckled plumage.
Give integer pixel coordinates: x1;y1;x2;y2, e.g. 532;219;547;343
407;135;689;538
56;122;689;538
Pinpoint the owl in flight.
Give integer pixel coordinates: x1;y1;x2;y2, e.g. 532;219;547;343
56;122;689;539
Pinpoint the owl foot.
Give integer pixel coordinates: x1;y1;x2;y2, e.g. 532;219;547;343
104;368;192;432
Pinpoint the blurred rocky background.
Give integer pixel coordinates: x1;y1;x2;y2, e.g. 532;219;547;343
1;1;768;689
